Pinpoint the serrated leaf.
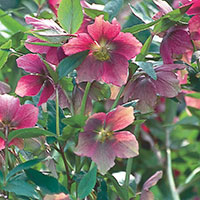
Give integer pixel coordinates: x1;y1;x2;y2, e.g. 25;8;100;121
84;8;109;21
58;0;83;33
8;128;56;142
6;158;44;181
57;50;89;79
0;40;12;68
25;168;68;195
78;166;97;199
135;62;157;80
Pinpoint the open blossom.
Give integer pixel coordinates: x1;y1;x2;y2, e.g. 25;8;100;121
15;54;55;106
62;15;142;86
0;94;38;150
123;64;185;113
74;106;139;175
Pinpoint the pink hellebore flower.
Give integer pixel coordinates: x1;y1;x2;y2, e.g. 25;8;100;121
123;64;185;113
15;54;55;106
74;106;139;175
0;94;38;150
160;26;193;64
62;15;142;87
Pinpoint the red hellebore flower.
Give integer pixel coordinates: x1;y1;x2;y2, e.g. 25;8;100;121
62;15;142;87
15;54;55;106
0;94;38;150
123;64;185;113
74;106;139;175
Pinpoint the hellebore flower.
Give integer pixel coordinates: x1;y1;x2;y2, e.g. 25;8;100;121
62;15;142;86
123;64;185;113
15;54;55;106
74;106;139;175
160;26;193;64
0;94;38;150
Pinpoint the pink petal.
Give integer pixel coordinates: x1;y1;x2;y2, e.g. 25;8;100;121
106;106;134;131
62;33;94;55
16;54;46;74
15;75;44;97
0;94;20;124
11;104;39;129
76;55;104;83
155;64;185;71
25;36;50;54
9;138;24;149
46;47;59;65
38;80;55;106
76;15;93;34
87;15;121;42
84;112;106;132
186;0;200;15
189;15;200;41
0;138;5;150
102;53;128;86
0;81;10;94
112;32;142;60
74;131;116;175
111;131;139;158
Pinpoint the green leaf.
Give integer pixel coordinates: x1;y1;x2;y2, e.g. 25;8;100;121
84;8;109;21
153;18;176;34
8;128;56;142
6;158;44;181
59;77;74;92
104;0;123;21
78;165;97;199
0;9;26;34
62;115;87;128
135;62;157;80
25;168;68;194
57;50;89;79
186;92;200;99
0;131;5;139
97;180;108;200
0;170;3;184
187;106;200;119
25;41;62;47
58;0;83;33
0;39;12;68
3;179;39;198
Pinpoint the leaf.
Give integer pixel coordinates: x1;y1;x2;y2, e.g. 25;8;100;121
84;8;109;21
57;50;89;79
135;62;157;80
0;40;12;68
0;131;5;139
187;106;200;119
97;180;108;200
6;158;44;181
0;170;3;184
78;165;97;199
62;115;87;128
59;77;74;92
25;41;62;47
104;0;123;21
8;128;56;142
0;9;26;34
58;0;83;33
25;168;68;195
3;179;39;198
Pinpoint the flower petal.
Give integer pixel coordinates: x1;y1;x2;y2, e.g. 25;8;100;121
46;47;59;65
0;94;20;124
87;15;121;42
0;81;10;94
112;32;142;60
76;55;104;83
15;75;44;97
38;80;55;106
102;53;128;86
112;131;139;158
84;112;106;132
9;138;24;149
16;54;46;74
11;104;38;129
0;138;5;150
62;33;94;55
106;106;134;131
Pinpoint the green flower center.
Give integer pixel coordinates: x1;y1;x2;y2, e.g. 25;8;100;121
97;129;113;143
91;39;113;61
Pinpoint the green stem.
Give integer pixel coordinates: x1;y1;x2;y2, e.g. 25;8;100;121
124;158;133;188
63;89;75;116
55;86;60;137
80;82;91;116
166;130;180;200
4;126;9;184
110;85;125;110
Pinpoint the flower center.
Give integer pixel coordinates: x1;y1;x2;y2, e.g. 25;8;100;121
91;39;112;61
97;129;113;143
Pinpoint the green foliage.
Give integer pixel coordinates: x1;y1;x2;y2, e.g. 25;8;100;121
84;8;109;20
0;40;12;68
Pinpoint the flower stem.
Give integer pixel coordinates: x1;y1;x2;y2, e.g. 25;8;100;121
4;126;9;184
166;130;180;200
80;82;91;116
55;87;60;137
110;85;125;110
124;158;133;188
